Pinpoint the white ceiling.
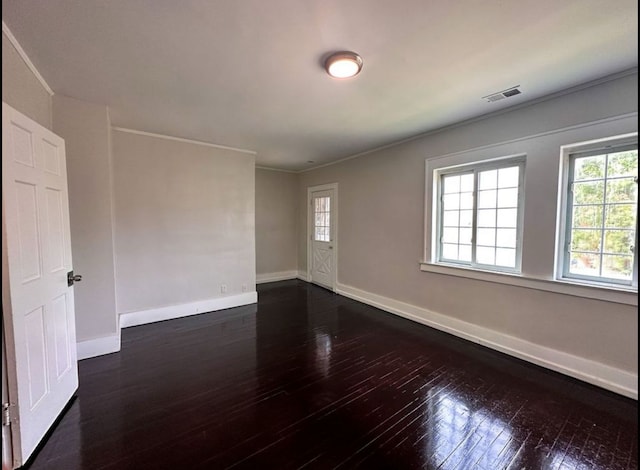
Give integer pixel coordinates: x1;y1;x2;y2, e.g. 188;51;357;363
3;0;638;171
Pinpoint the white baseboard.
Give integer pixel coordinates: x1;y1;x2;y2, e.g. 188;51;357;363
335;282;637;400
119;292;258;328
77;333;121;360
297;270;309;281
256;271;299;284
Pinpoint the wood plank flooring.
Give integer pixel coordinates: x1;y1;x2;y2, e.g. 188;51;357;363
25;280;637;469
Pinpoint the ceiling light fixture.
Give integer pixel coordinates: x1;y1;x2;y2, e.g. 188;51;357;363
324;51;363;79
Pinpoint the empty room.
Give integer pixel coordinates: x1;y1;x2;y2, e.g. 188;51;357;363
1;1;638;469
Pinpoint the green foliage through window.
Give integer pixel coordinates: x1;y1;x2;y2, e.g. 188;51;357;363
568;148;638;282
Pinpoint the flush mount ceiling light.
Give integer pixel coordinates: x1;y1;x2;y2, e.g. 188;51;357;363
324;51;363;79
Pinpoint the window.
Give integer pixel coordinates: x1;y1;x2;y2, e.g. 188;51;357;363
313;196;331;242
436;156;525;272
560;141;638;287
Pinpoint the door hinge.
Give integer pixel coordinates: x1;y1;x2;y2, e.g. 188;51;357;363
2;402;17;426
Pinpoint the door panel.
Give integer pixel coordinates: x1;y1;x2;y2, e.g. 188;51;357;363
42;139;61;176
23;306;49;408
2;103;78;468
45;188;66;272
14;182;42;282
52;294;72;379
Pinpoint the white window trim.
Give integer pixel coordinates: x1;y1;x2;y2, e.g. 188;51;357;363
554;133;638;290
419;261;637;306
432;154;526;274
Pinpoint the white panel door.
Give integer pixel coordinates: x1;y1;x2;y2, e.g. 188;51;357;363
2;103;78;468
310;189;335;289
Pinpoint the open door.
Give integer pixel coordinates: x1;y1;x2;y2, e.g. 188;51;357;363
2;103;79;468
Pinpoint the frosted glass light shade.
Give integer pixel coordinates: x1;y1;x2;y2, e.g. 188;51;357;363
325;52;363;79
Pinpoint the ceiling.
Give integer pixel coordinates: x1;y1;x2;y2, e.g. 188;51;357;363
2;0;638;171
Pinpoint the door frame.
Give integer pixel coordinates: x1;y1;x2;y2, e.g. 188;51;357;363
2;326;14;470
307;183;338;291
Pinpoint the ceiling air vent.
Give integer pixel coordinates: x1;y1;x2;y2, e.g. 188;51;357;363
483;86;521;103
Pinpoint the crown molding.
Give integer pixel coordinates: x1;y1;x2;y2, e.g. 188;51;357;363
255;166;298;174
2;21;54;96
111;127;257;155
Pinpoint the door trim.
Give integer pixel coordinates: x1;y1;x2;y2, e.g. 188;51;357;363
307;183;338;291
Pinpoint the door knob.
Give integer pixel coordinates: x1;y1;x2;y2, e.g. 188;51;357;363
67;271;83;286
329;246;333;249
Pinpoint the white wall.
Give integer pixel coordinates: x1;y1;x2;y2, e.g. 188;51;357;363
112;130;257;319
298;72;638;397
255;169;298;280
52;95;119;355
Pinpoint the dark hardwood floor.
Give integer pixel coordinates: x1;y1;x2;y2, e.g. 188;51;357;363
26;280;637;469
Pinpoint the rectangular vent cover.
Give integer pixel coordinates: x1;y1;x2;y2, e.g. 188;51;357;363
483;86;521;103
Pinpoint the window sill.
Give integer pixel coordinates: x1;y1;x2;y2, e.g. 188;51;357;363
419;262;637;306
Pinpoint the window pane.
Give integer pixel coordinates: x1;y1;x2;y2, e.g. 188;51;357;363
443;211;459;227
476;246;495;265
574;155;605;180
459;228;472;244
460;174;474;192
602;255;633;279
477;228;495;246
315;196;330;212
443;175;461;194
479;169;497;190
607;150;638;178
442;244;458;260
443;193;460;210
478;190;496;209
459;192;474;210
477;209;496;227
605;204;636;229
573;181;604;204
459;210;473;227
571;229;601;252
442;227;459;244
495;248;516;267
606;178;637;203
496;208;517;228
572;205;603;229
498;166;519;188
497;188;518;208
496;228;517;248
459;245;472;262
604;230;634;255
569;252;600;277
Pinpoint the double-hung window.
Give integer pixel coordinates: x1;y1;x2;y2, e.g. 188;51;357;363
560;140;638;288
436;156;525;272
